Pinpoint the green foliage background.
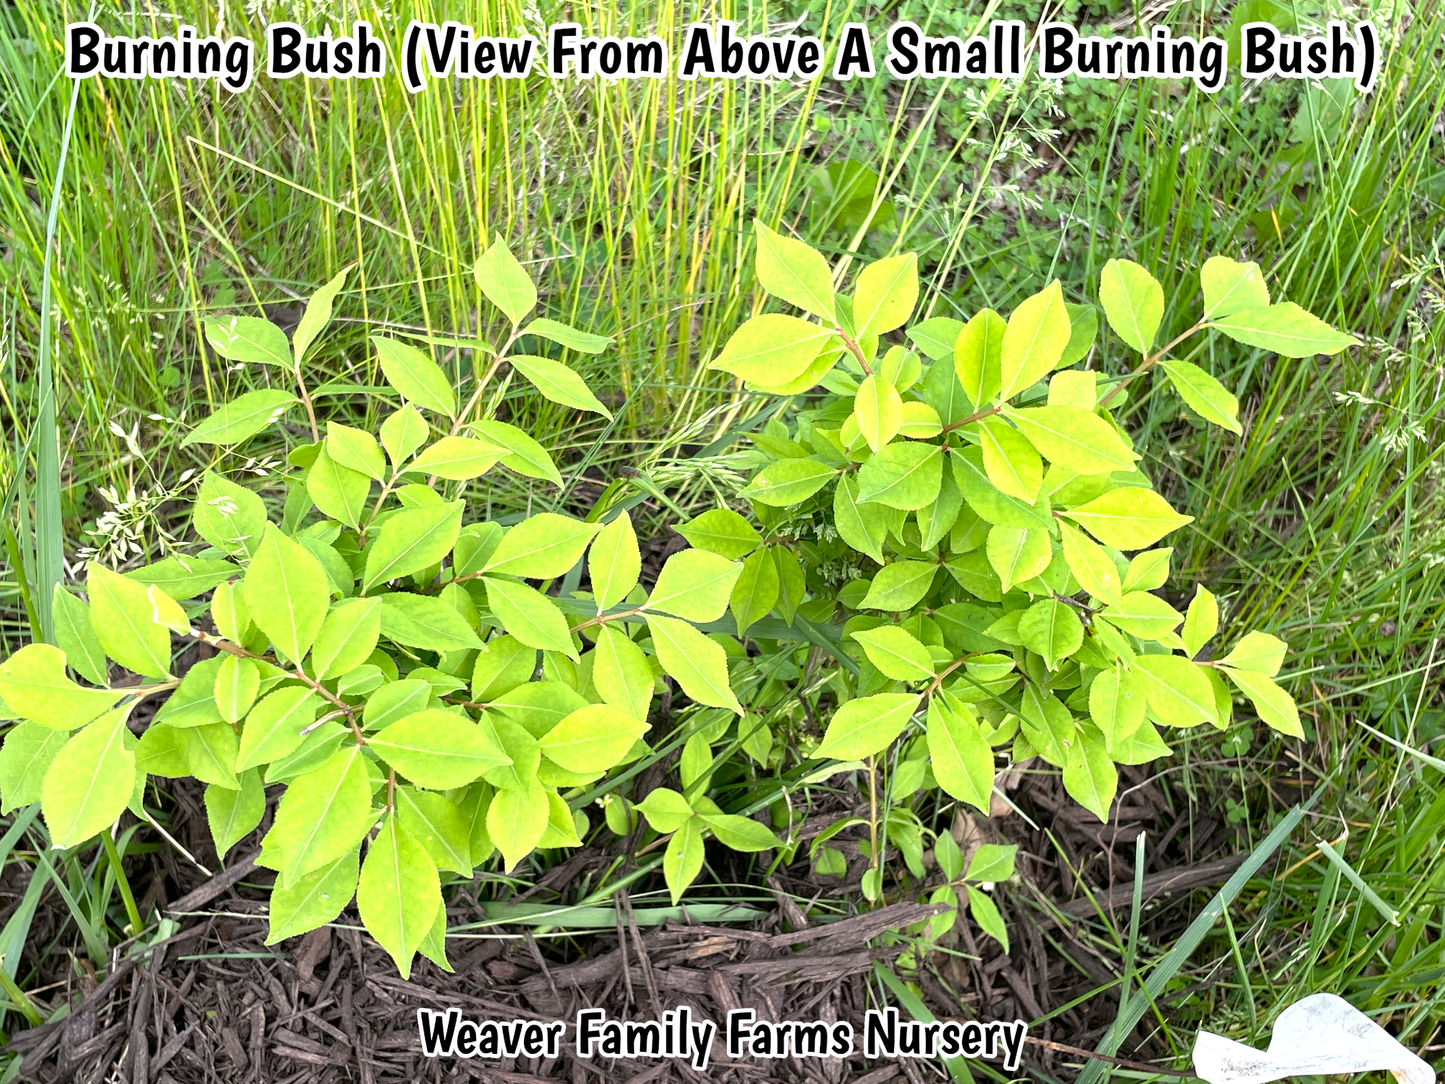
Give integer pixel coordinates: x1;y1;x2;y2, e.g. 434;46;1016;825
0;0;1443;1070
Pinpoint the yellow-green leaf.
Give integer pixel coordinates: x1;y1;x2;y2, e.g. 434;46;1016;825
815;693;920;759
1000;281;1070;399
41;707;136;847
1099;258;1163;354
754;220;835;320
1062;489;1193;550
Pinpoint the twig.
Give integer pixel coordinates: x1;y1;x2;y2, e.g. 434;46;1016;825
1025;1035;1195;1077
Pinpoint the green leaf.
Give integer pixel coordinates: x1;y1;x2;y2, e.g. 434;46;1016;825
855;374;902;454
405;436;497;481
396;787;473;874
589;511;641;611
126;556;238;600
363;681;432;732
153;657;223;727
483;578;577;658
1062;489;1194;550
184;723;242;789
1018;599;1083;669
955;308;1005;406
676;509;760;559
357;816;440;980
703;814;778;852
236;686;321;771
1159;361;1242;434
646;614;742;714
709;314;839;387
854;253;918;337
1020;685;1075;766
675;737;711;791
1123;548;1173;592
51;587;109;687
469;636;535;702
0;722;69;813
380;405;430;469
371;336;457;417
1089;663;1147;749
985;527;1051;594
206;769;265;859
898;401;942;439
265;850;359;944
312;598;382;681
215;655;259;725
363;500;463;591
1049;369;1098;410
953;446;1053;530
183;390;296;447
663;816;706;904
851;626;933;681
1059;522;1122;606
86;563;173;679
855;442;943;510
750;341;844;395
754;220;836;321
592;627;653;721
926;699;993;813
815;693;920;759
205;315;290;366
1133;655;1216;727
1109;719;1174;765
192;471;267;557
474;235;537;324
1222;668;1302;738
307;444;370;529
246;526;330;664
966;885;1009;952
293;268;348;363
1218;631;1287;676
469;420;564;488
1063;732;1117;823
636;788;692;833
1210;302;1357;357
1206;666;1232;731
965;843;1017;883
484;514;600;580
859;561;936;611
539;703;647;773
1200;256;1269;319
486;777;548;871
1182;586;1219;657
379;594;483;651
1059;303;1099;366
1099;259;1164;354
266;745;373;887
509;355;612;419
907;317;964;361
647;549;742;623
739;457;836;507
371;710;509;790
1004;405;1140;474
1000;281;1070;399
523;317;612;354
978;418;1041;503
1102;591;1184;641
41;708;136;847
834;475;887;564
730;548;780;637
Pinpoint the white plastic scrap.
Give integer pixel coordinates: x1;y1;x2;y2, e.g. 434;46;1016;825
1192;993;1434;1084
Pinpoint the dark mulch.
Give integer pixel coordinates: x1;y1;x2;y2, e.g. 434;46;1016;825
1;748;1274;1084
